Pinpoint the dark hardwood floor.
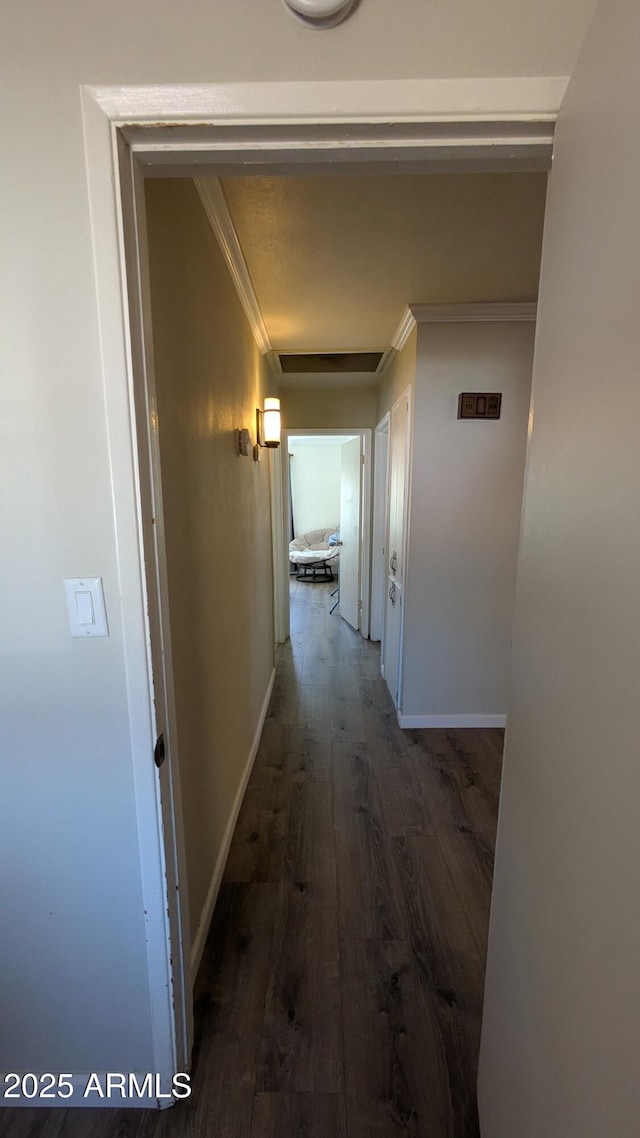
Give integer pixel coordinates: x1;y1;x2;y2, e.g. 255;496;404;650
4;579;503;1137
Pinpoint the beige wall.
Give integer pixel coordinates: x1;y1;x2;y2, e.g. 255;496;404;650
402;321;533;717
282;383;378;429
377;326;418;420
478;0;640;1133
145;179;275;947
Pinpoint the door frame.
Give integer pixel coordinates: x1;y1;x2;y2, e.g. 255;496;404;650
371;413;390;645
270;447;289;646
80;80;555;1090
283;428;372;637
110;128;194;1080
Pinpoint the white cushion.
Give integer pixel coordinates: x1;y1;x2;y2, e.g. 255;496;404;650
289;526;340;569
289;546;339;565
289;527;338;554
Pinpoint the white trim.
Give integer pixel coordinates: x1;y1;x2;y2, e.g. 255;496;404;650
125;124;554;176
81;92;186;1088
267;355;282;382
189;667;276;978
0;1072;185;1110
376;349;393;374
194;178;271;354
269;350;284;375
391;307;417;351
283;428;372;638
398;713;507;729
409;302;537;324
387;301;536;356
88;78;567;123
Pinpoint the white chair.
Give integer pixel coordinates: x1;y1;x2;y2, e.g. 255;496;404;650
289;528;340;580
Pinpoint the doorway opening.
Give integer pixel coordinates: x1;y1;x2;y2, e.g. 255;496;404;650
82;87;553;1090
284;429;372;637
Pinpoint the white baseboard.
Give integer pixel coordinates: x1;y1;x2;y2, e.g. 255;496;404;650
397;713;506;729
189;667;276;979
0;1071;185;1109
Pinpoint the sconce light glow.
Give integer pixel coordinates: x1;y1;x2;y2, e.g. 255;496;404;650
263;397;281;447
257;397;281;449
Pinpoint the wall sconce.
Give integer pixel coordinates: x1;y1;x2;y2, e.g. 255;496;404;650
256;397;281;449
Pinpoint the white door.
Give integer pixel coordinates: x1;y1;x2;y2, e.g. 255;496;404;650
382;389;411;707
119;158;193;1073
370;419;390;642
387;390;410;587
339;435;363;630
384;580;403;707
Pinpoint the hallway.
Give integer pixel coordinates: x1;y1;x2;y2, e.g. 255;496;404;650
184;579;502;1136
5;580;502;1138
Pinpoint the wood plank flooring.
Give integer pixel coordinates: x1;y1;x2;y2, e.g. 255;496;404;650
3;579;503;1138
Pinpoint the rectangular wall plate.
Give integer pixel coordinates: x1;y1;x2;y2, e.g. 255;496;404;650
458;392;502;419
64;577;109;637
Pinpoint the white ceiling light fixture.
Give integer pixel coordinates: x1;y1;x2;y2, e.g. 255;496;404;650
283;0;358;29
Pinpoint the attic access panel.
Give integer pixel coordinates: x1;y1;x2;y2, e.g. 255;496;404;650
279;352;384;374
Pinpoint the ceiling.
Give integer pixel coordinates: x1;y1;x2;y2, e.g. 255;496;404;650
289;436;357;446
217;172;547;365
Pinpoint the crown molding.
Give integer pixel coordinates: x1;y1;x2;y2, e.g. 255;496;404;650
266;351;283;381
408;302;537;324
376;349;393;374
194;177;272;355
387;301;536;356
391;307;417;352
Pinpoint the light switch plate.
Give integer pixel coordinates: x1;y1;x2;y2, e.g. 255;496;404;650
64;577;109;637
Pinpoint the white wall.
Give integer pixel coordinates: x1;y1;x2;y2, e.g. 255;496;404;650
0;0;596;1090
402;321;534;719
478;0;640;1133
289;441;341;537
